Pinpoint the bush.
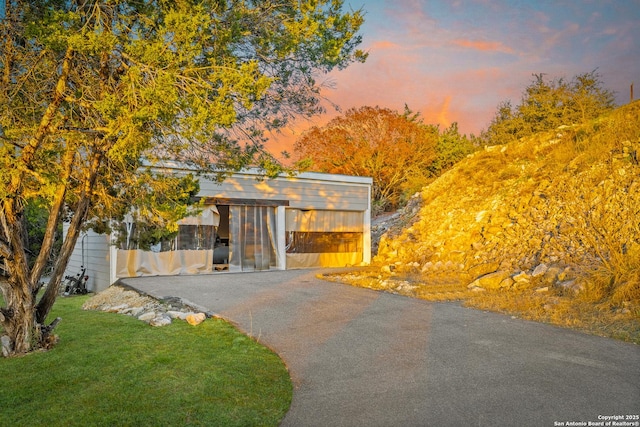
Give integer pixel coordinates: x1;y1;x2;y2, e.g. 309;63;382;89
482;71;615;145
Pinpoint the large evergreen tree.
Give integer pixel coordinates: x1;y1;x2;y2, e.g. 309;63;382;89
0;0;366;356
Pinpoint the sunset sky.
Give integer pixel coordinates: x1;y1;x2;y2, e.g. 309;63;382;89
268;0;640;157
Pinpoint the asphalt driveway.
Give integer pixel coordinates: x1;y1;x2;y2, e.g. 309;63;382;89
122;269;640;427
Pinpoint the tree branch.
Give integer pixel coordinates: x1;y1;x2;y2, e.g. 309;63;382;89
29;148;75;287
19;47;74;168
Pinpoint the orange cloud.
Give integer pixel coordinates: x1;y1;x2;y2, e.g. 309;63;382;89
371;40;402;50
437;96;451;128
452;38;514;54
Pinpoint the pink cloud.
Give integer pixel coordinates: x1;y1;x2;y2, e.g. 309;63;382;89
370;40;402;50
452;39;514;54
264;0;640;160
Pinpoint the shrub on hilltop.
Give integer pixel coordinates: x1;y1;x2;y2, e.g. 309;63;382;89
481;71;615;146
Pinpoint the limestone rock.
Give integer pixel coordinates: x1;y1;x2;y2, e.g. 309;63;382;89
138;311;156;322
128;307;145;317
513;272;531;283
167;310;188;320
468;271;512;290
500;277;515;289
186;313;206;326
106;304;129;313
532;264;548;277
150;315;172;327
83;285;214;327
557;280;584;294
467;262;500;281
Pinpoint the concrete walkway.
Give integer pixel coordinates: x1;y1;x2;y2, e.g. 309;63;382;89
122;269;640;427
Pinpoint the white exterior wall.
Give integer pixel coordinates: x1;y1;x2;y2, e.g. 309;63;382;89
63;226;111;293
197;171;371;211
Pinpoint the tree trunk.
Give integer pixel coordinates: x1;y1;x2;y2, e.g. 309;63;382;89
1;196;88;356
36;150;102;325
0;195;37;355
1;280;35;356
29;148;75;289
0;46;81;356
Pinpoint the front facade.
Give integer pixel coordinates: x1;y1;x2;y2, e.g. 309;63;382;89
65;168;372;293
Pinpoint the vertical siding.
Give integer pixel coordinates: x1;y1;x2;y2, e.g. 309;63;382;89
63;226;111;293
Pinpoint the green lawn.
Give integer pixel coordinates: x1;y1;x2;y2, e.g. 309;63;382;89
0;295;292;426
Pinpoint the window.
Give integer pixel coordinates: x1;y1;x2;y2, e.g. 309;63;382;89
286;231;362;253
176;225;216;250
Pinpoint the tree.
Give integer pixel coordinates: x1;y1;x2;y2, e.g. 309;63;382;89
427;122;476;177
0;0;366;356
482;71;615;144
293;106;440;212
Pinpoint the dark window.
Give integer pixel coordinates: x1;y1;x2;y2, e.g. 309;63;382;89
285;232;362;254
177;225;216;250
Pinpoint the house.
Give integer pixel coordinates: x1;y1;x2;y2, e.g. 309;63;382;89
65;166;373;293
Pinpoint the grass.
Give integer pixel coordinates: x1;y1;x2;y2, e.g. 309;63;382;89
465;288;640;344
0;295;292;426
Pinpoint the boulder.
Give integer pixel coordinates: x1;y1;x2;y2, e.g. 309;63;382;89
150;315;172;327
106;303;129;313
186;313;207;326
167;310;188;320
557;280;584;294
138;311;156;322
513;271;531;283
467;271;512;290
467;262;500;281
128;307;145;317
531;264;548;277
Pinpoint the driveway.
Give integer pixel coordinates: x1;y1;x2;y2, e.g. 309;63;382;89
122;269;640;427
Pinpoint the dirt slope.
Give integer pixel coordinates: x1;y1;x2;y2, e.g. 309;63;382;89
335;102;640;341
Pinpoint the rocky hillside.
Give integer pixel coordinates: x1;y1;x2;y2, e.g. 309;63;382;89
372;101;640;305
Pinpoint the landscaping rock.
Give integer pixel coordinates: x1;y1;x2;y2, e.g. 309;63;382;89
186;313;206;326
150;315;172;327
167;310;188;320
83;284;212;327
138;311;156;322
106;304;129;313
